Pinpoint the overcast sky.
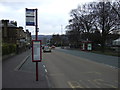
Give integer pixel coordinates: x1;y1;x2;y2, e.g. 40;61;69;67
0;0;96;35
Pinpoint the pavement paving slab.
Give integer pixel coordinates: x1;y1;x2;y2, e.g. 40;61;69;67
2;49;50;88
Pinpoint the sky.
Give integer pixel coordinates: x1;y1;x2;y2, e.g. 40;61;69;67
0;0;96;35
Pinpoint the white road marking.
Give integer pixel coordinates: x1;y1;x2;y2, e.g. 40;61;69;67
68;81;84;88
45;69;48;72
88;80;100;88
79;80;90;88
43;65;46;68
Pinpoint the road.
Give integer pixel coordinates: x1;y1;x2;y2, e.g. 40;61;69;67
56;48;119;68
42;47;119;88
3;48;119;88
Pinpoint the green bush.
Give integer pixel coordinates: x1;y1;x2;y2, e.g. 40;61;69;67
2;43;16;56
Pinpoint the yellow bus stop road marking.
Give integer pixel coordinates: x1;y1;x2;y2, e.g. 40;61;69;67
68;79;117;88
68;81;84;88
93;79;117;88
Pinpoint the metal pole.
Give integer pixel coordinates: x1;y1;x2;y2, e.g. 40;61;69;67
35;8;38;81
61;25;62;47
36;9;38;40
36;62;38;81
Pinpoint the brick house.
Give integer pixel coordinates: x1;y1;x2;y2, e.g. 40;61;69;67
1;20;17;44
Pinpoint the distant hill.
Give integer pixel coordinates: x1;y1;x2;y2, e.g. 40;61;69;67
32;35;52;40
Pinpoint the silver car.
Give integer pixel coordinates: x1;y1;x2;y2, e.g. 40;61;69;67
43;46;51;52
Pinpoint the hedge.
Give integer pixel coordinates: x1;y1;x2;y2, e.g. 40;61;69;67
2;43;16;56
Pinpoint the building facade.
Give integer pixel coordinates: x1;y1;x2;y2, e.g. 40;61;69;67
1;20;17;44
1;19;32;53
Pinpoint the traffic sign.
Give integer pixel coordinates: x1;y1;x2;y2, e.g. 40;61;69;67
26;8;36;26
26;9;35;16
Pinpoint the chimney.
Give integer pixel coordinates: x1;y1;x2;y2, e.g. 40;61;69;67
2;20;9;37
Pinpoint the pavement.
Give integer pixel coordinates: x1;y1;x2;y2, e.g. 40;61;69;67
2;49;51;88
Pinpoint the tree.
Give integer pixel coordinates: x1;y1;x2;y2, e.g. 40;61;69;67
93;2;119;52
66;1;119;51
110;1;120;19
67;2;98;47
50;34;61;46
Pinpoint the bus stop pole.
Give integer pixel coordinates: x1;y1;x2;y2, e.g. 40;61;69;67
36;62;38;81
35;8;38;81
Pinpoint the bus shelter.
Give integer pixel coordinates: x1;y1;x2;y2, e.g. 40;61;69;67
81;41;92;51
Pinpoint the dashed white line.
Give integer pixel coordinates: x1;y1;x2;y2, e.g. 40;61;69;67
45;69;48;72
42;64;48;73
43;65;46;68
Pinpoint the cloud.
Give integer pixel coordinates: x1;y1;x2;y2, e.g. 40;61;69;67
0;0;94;35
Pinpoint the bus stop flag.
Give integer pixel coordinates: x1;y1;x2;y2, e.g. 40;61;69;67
26;8;36;26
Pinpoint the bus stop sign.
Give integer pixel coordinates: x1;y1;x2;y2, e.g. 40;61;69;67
32;40;42;62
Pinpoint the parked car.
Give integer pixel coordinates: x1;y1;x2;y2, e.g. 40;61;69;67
43;46;51;52
42;45;45;49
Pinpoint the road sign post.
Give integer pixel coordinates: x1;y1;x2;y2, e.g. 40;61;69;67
32;40;42;81
35;8;39;81
26;8;41;81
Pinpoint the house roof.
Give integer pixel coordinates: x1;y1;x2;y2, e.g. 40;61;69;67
114;38;120;42
113;38;120;45
8;23;17;27
0;23;17;28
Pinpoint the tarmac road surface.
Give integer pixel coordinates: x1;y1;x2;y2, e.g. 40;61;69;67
2;48;119;89
42;48;119;88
